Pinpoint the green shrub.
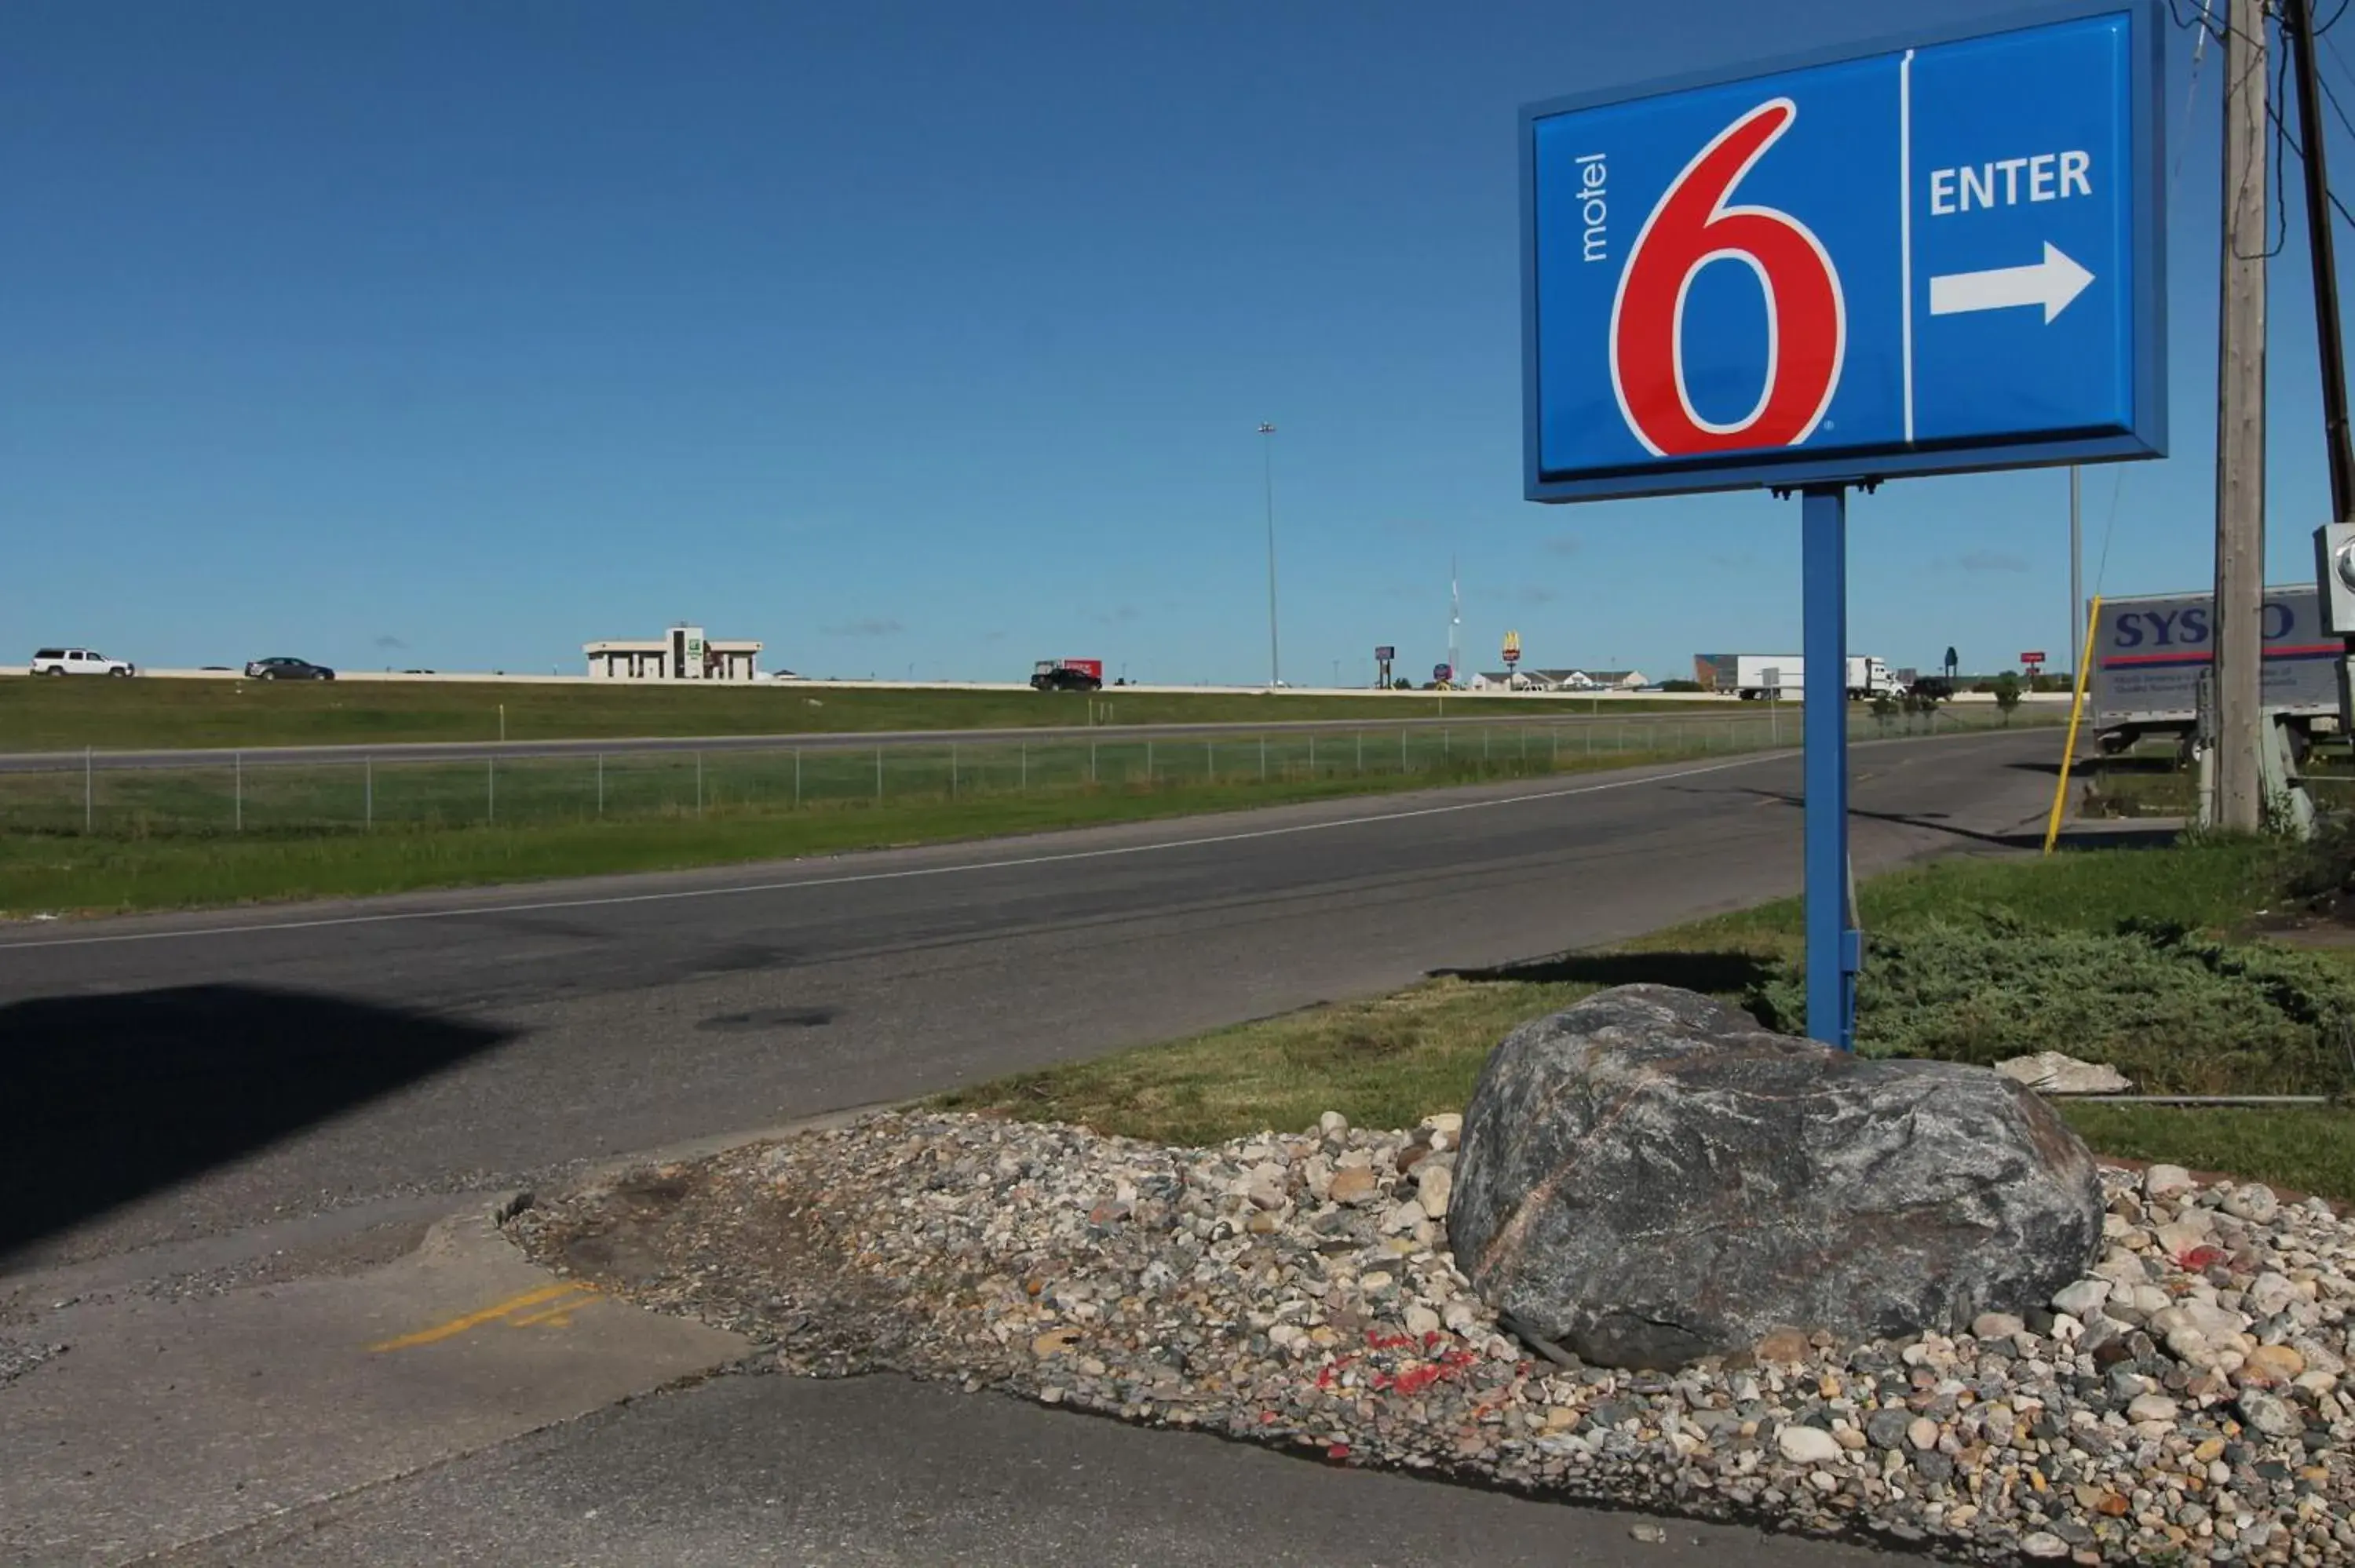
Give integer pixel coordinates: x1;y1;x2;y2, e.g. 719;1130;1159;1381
2276;811;2355;908
1750;910;2355;1095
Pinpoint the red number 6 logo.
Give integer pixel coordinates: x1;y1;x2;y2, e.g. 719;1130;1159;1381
1608;99;1846;457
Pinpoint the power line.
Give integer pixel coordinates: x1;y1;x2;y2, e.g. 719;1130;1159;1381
2273;67;2355;232
2094;465;2127;600
2322;30;2355;139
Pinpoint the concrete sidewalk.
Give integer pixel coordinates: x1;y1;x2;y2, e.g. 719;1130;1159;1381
2;1198;743;1566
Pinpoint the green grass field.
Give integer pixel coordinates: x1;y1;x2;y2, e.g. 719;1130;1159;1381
0;675;1735;754
939;840;2355;1200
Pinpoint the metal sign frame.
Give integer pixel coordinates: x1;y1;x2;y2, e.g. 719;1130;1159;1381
1519;0;2167;505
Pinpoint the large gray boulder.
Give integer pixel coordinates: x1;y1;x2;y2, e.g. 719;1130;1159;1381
1448;984;2104;1369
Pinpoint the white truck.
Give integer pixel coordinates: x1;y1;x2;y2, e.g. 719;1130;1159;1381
29;647;136;677
1729;655;1900;701
2088;585;2339;754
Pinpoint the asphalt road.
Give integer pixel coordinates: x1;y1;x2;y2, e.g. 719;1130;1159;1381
0;727;2066;1566
2;726;2061;1274
0;706;1772;772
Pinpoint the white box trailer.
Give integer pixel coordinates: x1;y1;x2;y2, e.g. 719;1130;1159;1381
2088;585;2340;753
1729;655;1901;700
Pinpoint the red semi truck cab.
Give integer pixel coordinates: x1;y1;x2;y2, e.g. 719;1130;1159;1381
1030;658;1104;692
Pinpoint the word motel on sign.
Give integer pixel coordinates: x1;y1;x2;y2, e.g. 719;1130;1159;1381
1575;153;1608;263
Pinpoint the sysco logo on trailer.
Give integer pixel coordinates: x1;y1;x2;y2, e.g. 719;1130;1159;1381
2109;602;2296;648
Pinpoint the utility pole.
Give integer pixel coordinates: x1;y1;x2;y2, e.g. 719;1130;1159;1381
1258;422;1281;688
2288;0;2355;756
2213;0;2269;832
2287;0;2355;521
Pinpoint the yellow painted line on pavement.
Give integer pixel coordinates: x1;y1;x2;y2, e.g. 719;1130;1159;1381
506;1297;595;1329
367;1282;596;1351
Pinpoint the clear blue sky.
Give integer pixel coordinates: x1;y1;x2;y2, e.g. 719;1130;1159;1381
6;0;2353;684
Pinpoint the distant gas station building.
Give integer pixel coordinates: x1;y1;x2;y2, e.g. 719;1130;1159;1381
584;625;763;682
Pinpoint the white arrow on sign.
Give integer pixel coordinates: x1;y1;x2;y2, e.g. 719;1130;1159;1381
1926;242;2096;324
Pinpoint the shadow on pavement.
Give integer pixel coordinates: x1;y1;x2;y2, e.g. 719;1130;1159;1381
2042;824;2185;851
1443;949;1779;993
0;986;511;1262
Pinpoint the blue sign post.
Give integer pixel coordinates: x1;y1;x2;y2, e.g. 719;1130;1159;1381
1521;0;2165;1048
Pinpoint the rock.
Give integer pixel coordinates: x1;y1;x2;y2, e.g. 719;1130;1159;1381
1379;1199;1426;1236
2291;1336;2346;1377
1326;1166;1379;1206
1864;1406;1914;1449
1907;1417;1940;1451
1318;1110;1349;1139
2019;1531;2071;1559
1777;1424;1842;1464
2163;1326;2214;1367
1627;1522;1667;1544
2237;1387;2302;1438
2153;1220;2215;1260
1994;1052;2133;1096
2241;1344;2306;1386
1403;1304;1441;1337
2091;1250;2149;1289
2224;1184;2281;1224
2051;1278;2110;1319
2126;1392;2179;1424
2185;1300;2248;1340
1448;986;2105;1369
1415;1162;1453;1217
2143;1164;2195;1201
2247;1271;2298;1318
1971;1311;2025;1340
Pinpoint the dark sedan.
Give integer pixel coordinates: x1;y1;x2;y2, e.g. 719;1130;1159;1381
244;656;336;681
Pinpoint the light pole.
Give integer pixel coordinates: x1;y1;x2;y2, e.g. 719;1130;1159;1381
1258;421;1281;688
2068;465;2082;668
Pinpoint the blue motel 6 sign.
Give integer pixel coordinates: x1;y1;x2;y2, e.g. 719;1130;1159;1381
1521;0;2166;502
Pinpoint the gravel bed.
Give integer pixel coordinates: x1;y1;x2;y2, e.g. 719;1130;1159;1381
513;1110;2355;1564
0;1336;61;1387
